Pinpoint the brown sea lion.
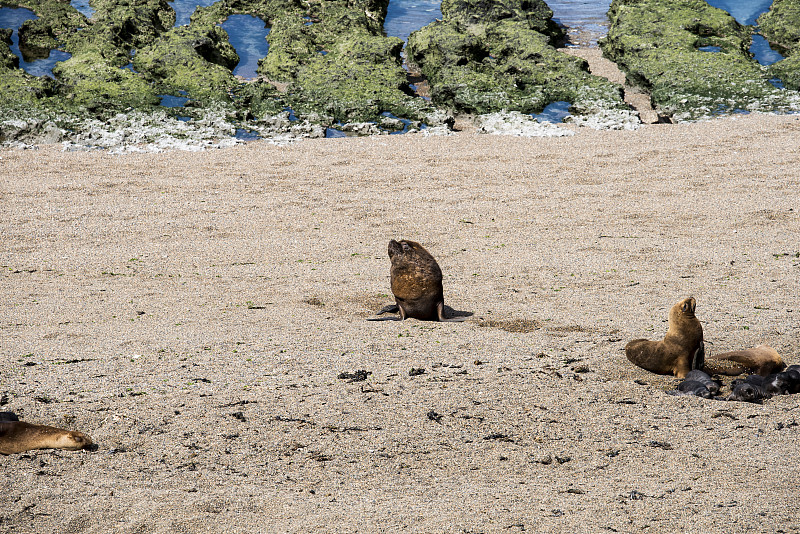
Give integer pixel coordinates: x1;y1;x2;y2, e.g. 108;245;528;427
625;297;704;378
369;239;467;322
0;415;93;455
705;345;786;377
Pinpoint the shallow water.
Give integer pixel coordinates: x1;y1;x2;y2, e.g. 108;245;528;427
220;14;270;79
384;0;441;43
0;6;71;78
170;0;219;27
704;0;773;25
70;0;95;19
546;0;611;46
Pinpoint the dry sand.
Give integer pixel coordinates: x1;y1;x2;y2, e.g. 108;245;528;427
1;111;800;533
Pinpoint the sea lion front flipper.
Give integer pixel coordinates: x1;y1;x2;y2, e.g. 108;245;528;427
367;303;403;321
436;302;469;322
375;304;400;315
691;342;705;371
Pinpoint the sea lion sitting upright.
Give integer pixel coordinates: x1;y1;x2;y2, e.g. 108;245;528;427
625;297;704;379
369;239;467;322
705;345;786;377
0;413;93;455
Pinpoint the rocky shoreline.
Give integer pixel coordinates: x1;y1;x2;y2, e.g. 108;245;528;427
2;0;800;150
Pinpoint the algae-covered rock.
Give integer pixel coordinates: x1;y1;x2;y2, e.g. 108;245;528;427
758;0;800;49
53;54;161;112
759;0;800;90
287;34;426;122
133;24;240;102
407;0;633;125
601;0;800;120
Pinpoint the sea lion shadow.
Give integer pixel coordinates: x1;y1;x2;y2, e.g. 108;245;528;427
443;305;473;320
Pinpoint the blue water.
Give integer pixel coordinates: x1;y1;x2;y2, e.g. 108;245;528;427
749;33;783;65
532;101;571;123
0;7;71;78
170;0;218;27
699;45;722;52
547;0;612;46
160;92;189;107
70;0;95;19
704;0;773;25
384;0;441;42
220;14;270;79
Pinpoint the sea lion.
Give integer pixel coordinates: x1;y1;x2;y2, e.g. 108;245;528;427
667;380;713;398
625;297;704;378
705;345;786;377
683;369;721;396
723;382;770;403
0;412;19;422
369;239;467;322
0;414;93;455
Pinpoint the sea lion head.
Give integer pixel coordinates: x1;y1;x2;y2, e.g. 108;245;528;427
667;297;702;341
55;430;94;451
388;239;427;263
672;297;696;319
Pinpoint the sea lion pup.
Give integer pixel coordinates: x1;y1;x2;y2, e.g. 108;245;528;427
684;369;721;396
0;415;93;455
625;297;704;379
723;382;771;403
761;368;800;395
667;380;713;399
368;239;467;322
705;345;786;377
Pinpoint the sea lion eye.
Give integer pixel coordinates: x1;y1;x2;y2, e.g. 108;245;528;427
682;303;689;312
401;242;410;251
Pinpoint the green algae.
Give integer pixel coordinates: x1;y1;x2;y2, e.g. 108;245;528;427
601;0;800;121
406;0;630;118
133;23;240;102
759;0;800;90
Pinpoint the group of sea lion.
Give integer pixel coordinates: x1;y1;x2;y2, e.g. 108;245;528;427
0;240;791;455
668;366;800;403
0;412;93;455
368;239;795;403
623;296;794;402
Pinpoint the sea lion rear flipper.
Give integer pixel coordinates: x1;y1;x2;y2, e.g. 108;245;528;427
436;302;469;322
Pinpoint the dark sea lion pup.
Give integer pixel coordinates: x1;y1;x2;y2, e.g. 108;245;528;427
625;297;704;379
369;239;467;322
0;413;94;455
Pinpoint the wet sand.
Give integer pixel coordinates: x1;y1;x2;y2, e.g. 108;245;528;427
1;112;799;532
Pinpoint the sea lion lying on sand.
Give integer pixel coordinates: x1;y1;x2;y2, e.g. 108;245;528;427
705;345;785;376
369;239;467;322
667;380;713;398
0;413;93;455
626;297;704;378
723;381;771;403
683;369;721;395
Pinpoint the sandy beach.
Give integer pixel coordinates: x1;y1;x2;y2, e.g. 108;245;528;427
1;111;799;533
